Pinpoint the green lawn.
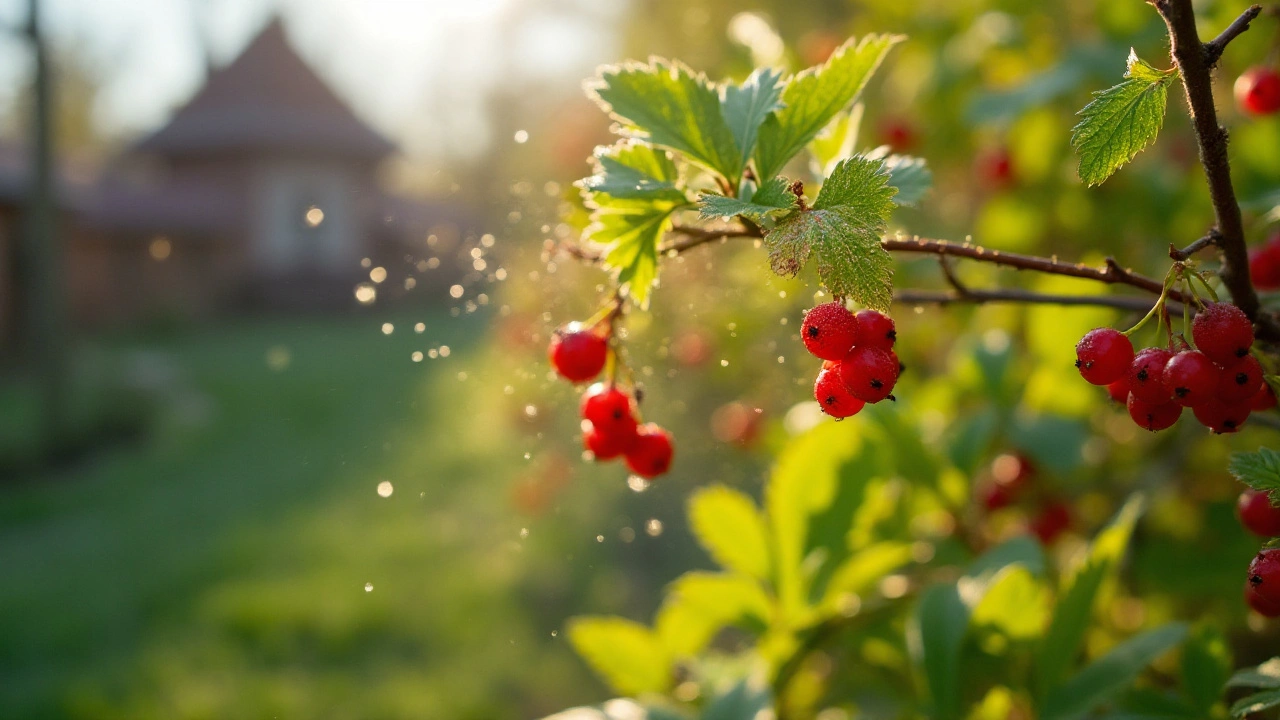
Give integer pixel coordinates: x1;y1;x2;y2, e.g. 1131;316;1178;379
0;310;605;719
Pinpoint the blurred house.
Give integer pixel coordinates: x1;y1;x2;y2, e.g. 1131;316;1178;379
0;18;469;343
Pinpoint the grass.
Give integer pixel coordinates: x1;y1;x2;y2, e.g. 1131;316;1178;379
0;309;604;719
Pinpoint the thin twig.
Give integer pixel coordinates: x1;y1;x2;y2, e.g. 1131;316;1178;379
1169;230;1220;260
1204;4;1264;66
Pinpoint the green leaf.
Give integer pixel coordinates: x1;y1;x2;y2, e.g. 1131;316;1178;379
767;419;865;617
702;678;772;720
1232;690;1280;719
883;154;932;206
1229;448;1280;494
1071;49;1177;186
754;34;903;181
655;571;772;657
763;156;896;309
1036;496;1145;700
688;486;772;580
722;67;785;167
698;177;797;223
808;105;862;177
539;700;691;720
1229;658;1280;689
580;141;686;201
971;565;1050;640
585;193;684;308
819;541;913;611
1181;625;1231;712
1041;623;1189;720
588;59;742;181
915;583;970;720
968;536;1047;578
567;616;671;696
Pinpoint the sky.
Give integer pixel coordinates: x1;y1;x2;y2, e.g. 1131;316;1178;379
0;0;621;159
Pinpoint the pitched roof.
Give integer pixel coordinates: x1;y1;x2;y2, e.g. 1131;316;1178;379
135;18;395;161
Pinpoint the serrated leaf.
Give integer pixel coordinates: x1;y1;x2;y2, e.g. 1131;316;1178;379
1182;624;1231;712
698;177;797;223
763;156;896;309
688;486;772;580
1232;690;1280;719
1229;448;1280;494
883;153;932;206
567;616;671;696
655;571;771;657
1036;496;1145;700
754;34;902;181
722;67;785;167
589;59;742;181
1229;658;1280;689
809;105;862;177
580;142;686;201
585;193;685;308
1071;49;1177;186
1041;623;1189;720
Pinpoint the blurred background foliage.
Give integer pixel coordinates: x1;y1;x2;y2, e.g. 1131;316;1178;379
5;0;1280;718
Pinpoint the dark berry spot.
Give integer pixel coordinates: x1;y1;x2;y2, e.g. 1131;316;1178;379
824;395;836;406
1238;347;1250;358
886;330;897;341
807;326;820;337
612;409;624;420
887;394;897;402
1236;372;1249;385
1252;574;1265;586
1137;368;1148;381
1226;420;1239;429
1175;387;1189;397
1075;359;1083;368
870;379;883;389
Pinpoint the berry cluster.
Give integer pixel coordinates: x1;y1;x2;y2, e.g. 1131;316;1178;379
549;322;674;479
1235;66;1280;116
800;302;900;418
1076;303;1273;434
1238;490;1280;617
1250;231;1280;290
976;453;1072;545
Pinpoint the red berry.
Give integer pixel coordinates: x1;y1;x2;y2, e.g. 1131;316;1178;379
980;483;1016;511
1075;328;1134;385
1126;394;1182;432
853;309;896;350
1217;354;1265;403
801;302;861;361
1252;383;1277;412
549;323;608;382
583;420;637;460
1236;66;1280;116
878;117;917;152
839;345;900;403
1192;303;1254;366
1030;501;1071;545
1105;379;1130;404
1192;397;1252;434
1238;489;1280;537
1250;237;1280;290
625;423;673;478
1247;548;1280;617
975;147;1014;189
813;367;866;419
1163;350;1220;407
580;383;638;437
1127;347;1174;403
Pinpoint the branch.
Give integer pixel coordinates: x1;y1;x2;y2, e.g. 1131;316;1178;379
894;288;1173;312
1169;230;1220;261
1204;4;1264;66
1155;0;1260;319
